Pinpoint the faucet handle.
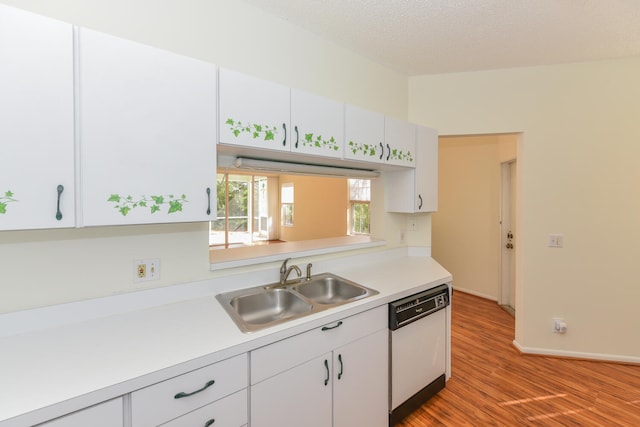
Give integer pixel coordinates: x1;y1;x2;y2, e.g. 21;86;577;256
306;263;313;280
280;257;291;274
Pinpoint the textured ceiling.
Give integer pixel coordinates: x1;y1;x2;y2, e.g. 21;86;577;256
241;0;640;75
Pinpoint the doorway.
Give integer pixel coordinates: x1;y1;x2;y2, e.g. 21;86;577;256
499;160;517;313
432;133;518;302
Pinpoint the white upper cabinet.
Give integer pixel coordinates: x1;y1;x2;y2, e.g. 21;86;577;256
290;89;344;158
344;105;385;163
218;68;290;152
0;4;75;230
384;116;416;167
385;125;438;213
79;28;217;226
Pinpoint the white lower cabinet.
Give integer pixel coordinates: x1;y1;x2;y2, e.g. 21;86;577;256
131;354;247;427
37;398;123;427
250;306;388;427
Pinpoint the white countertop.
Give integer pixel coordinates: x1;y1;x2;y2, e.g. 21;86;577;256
0;251;451;426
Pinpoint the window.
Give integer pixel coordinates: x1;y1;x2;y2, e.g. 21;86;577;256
349;179;371;235
211;173;277;247
281;182;294;227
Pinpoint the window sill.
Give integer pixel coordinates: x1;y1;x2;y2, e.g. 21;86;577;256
209;236;386;271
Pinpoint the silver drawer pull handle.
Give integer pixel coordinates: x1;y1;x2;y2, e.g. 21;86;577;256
174;379;215;399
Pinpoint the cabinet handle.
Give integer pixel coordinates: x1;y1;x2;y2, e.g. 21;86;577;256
294;125;299;148
321;320;343;331
418;194;423;210
204;419;215;427
379;142;383;160
386;143;391;161
337;354;343;380
282;123;287;146
206;187;211;215
324;359;329;386
55;185;64;221
174;379;215;399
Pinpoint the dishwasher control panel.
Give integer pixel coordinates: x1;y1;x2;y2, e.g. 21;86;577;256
389;284;450;330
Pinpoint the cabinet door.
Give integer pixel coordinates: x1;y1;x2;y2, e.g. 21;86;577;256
384;116;416;167
333;329;388;427
385;125;438;213
0;4;75;230
219;68;290;152
250;353;332;427
415;125;438;212
344;104;385;163
79;28;216;226
291;89;344;158
39;398;123;427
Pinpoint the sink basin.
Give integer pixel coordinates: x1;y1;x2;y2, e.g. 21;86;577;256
293;273;373;305
216;273;378;333
227;288;312;331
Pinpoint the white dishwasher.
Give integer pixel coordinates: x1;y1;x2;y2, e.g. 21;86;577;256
388;283;450;426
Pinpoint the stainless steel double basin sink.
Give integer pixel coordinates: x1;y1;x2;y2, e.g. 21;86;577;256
216;273;379;333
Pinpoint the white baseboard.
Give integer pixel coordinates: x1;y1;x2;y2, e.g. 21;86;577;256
452;286;497;301
513;340;640;365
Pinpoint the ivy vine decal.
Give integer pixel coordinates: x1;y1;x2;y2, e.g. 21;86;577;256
0;190;17;214
348;141;378;157
347;141;413;163
303;133;340;151
226;118;278;141
389;148;414;163
107;194;188;216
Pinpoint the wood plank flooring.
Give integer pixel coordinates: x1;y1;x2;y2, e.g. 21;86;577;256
397;291;640;426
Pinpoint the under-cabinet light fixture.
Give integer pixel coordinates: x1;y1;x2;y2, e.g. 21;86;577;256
232;157;380;178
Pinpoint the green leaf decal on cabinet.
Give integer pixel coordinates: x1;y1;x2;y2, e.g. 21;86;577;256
226;118;278;142
0;190;18;214
303;133;340;151
348;141;378;158
107;193;188;216
347;142;413;163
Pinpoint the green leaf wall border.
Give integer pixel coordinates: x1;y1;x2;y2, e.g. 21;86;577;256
0;190;17;215
107;194;188;216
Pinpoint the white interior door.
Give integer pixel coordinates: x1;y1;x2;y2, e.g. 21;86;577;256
500;160;517;310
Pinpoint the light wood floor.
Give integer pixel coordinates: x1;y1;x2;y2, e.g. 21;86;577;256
398;291;640;426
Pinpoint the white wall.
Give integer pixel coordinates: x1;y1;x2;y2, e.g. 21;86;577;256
409;58;640;360
0;0;422;313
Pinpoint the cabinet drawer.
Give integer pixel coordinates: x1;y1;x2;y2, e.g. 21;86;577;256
132;354;247;427
251;306;387;384
160;389;247;427
38;398;123;427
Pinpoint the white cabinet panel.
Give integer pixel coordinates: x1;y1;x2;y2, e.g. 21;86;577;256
38;398;123;427
131;354;247;427
79;28;216;226
333;329;388;427
385;125;438;213
0;4;75;230
344;104;385;163
160;389;247;427
218;68;290;152
291;89;344;158
250;306;388;427
384;116;416;167
250;353;332;427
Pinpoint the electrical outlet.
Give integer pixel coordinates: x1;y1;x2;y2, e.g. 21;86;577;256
552;317;567;334
548;234;564;248
133;258;160;283
408;220;417;232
